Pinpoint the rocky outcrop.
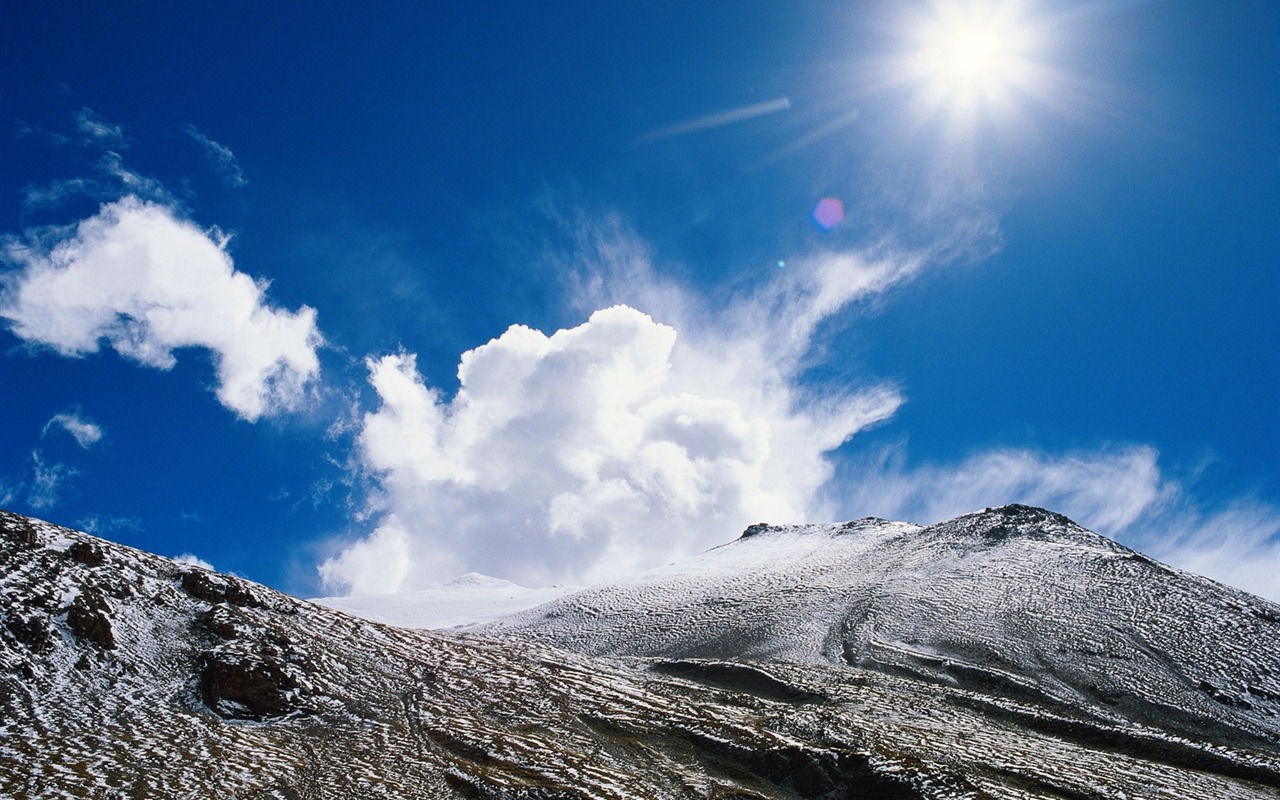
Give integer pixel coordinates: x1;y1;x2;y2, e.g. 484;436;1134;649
65;590;115;650
198;647;299;720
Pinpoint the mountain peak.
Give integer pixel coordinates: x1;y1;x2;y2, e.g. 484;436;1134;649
954;502;1084;533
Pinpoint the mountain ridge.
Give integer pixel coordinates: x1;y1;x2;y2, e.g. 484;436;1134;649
478;504;1280;751
2;505;1278;798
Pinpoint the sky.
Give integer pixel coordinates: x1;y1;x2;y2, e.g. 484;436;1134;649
1;1;1276;601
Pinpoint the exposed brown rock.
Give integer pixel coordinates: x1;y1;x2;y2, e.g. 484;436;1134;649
66;592;115;650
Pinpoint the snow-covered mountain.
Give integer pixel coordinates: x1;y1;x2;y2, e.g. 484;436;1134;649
479;505;1280;751
2;505;1278;798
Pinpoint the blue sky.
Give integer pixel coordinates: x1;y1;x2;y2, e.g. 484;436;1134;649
1;1;1276;600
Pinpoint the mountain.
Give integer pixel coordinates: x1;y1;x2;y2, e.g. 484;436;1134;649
2;505;1278;798
478;505;1280;749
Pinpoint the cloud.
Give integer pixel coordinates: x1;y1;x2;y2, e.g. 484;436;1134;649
320;301;902;594
837;444;1168;532
0;452;78;510
19;111;172;213
0;196;323;421
312;202;1277;604
635;97;792;143
1148;503;1280;602
27;450;77;510
78;514;142;536
183;124;248;188
173;552;215;571
318;208;975;595
835;443;1280;602
75;108;126;148
42;410;104;448
20;153;171;214
21;178;96;213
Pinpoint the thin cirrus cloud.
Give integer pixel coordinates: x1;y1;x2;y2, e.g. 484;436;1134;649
26;450;77;510
74;107;127;148
633;97;792;143
21;108;169;213
182;124;249;188
1151;502;1280;603
836;445;1169;534
0;196;323;421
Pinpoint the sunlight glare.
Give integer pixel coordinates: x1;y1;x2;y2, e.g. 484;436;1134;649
911;2;1034;109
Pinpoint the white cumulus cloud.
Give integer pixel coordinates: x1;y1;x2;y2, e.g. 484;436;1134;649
319;211;1278;603
0;196;323;421
320;301;902;594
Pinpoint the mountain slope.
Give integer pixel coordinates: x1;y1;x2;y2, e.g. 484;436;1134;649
2;506;1278;798
480;505;1280;751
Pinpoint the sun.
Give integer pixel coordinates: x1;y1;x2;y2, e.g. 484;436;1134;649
909;2;1035;109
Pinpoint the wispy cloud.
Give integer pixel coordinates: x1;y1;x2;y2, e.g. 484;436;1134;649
78;514;141;535
837;444;1168;532
42;409;104;448
182;124;248;188
0;196;323;420
1147;501;1280;602
20;111;172;213
75;108;126;148
0;479;18;507
20;155;170;214
27;450;77;510
835;443;1280;601
635;97;792;143
20;178;96;213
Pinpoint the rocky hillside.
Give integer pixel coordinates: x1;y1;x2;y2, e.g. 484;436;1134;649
1;506;1278;798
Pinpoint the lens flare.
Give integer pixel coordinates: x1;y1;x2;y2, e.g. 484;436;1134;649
812;198;846;231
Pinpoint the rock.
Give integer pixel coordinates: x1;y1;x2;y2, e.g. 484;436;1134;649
5;613;52;652
68;541;106;567
66;592;115;650
198;650;298;720
181;569;262;608
0;512;38;546
197;604;243;639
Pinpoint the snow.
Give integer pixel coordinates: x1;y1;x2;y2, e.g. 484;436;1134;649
311;572;581;629
479;506;1280;752
4;505;1279;798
